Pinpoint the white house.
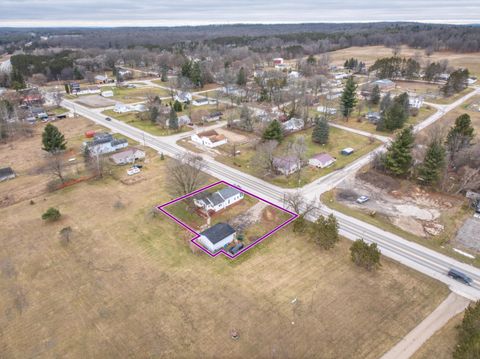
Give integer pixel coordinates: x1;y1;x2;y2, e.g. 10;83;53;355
76;86;101;95
309;153;336;168
288;71;300;79
317;106;337;115
84;133;128;156
273;156;302;176
101;90;114;98
177;115;191;126
409;96;424;109
192;98;217;106
113;103;147;113
109;147;146;165
202;111;223;122
95;75;109;84
198;222;236;253
174;92;192;103
468;77;478;85
194;186;244;213
191;130;227;148
282;117;304;132
333;72;349;80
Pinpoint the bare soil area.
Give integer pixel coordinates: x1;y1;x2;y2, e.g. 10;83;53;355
75;95;116;108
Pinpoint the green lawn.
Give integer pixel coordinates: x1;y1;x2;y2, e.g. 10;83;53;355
216;126;380;188
101;86;171;103
102;109;190;136
427;87;474;105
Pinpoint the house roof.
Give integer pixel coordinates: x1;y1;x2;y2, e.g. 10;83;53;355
0;167;15;178
311;153;335;164
218;187;242;201
273;156;299;170
110;147;143;161
200;222;236;245
197;130;226;143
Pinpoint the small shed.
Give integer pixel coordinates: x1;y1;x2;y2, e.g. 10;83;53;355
341;147;354;156
0;167;16;182
199;223;236;253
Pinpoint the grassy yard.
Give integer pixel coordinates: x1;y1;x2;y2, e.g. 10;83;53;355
321;189;480;267
426;87;474;105
102;86;171;103
0;146;449;357
216;126;380;188
102;109;190;136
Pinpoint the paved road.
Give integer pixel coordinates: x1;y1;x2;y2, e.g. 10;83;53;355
381;292;470;359
62;86;480;301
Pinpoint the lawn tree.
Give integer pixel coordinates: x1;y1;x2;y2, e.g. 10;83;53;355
453;300;480;359
454;167;480;194
383;126;415;177
340;76;357;120
289;135;307;183
310;214;339;250
42;207;61;222
59;226;73;245
284;191;316;233
350;239;381;271
381;102;407;131
173;100;183;112
251;140;278;177
239;105;254;132
380;92;392;112
312;116;329;145
169;107;179;130
418;138;446;186
167;153;207;197
51;91;63;108
161;65;168;82
445;113;475;163
149;106;159;123
262;119;283;142
369;85;381;105
442;69;469;97
46;151;67;184
42;123;67;153
236;67;247;86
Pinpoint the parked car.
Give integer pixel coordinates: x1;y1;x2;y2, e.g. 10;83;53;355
356;195;370;204
229;243;244;255
447;269;473;286
105;117;112;121
127;167;140;176
132;164;143;169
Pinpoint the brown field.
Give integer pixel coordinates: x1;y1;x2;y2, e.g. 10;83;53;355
0;127;450;358
326;45;480;76
412;313;462;359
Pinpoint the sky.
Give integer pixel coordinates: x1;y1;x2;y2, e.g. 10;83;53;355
0;0;479;27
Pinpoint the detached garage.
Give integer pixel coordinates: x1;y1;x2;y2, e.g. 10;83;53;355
198;222;236;253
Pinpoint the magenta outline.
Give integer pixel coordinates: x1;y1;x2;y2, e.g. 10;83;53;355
156;180;298;259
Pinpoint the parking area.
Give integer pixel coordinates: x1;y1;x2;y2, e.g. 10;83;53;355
455;217;480;251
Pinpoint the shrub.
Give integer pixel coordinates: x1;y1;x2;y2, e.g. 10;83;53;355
42;207;61;222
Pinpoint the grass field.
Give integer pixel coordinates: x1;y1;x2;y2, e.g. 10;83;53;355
0;138;449;357
102;109;190;136
215;126;380;187
412;313;462;359
102;86;171;103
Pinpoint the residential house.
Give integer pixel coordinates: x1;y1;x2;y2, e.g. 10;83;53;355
198;222;236;253
174;92;192;103
309;153;336;168
366;111;381;124
0;167;16;182
191;130;227;148
95;75;109;84
76;86;101;95
282;117;304;132
113;103;146;113
177;115;191;126
317;106;337;115
333;72;350;80
192;98;217;106
273;156;302;176
202;111;223;122
109;147;145;165
288;71;300;80
101;90;114;98
84;133;128;156
194;186;244;213
409;96;424;109
341;147;354;156
31;107;48;120
273;57;284;65
372;79;396;92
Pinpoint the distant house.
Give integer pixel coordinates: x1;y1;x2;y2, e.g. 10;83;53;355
309;153;336;168
76;86;101;95
468;77;477;85
194;186;244;213
341;147;354;156
31;107;48;120
198;222;236;253
109;147;145;165
192;98;217;106
373;79;396;92
95;75;109;84
174;92;192;103
288;71;300;79
84;133;128;156
101;90;114;98
191;130;227;148
202;111;223;122
273;57;284;65
282;117;304;132
409;96;424;109
273;156;301;176
366;111;381;124
333;72;349;80
174;115;191;127
0;167;16;182
317;106;337;115
113;103;146;113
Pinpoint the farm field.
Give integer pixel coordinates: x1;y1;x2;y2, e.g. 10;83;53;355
214;126;380;187
0;129;449;358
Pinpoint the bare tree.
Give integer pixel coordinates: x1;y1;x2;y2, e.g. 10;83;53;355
284;191;317;232
250;140;278;177
454;167;480;194
46;151;67;184
168;153;207;196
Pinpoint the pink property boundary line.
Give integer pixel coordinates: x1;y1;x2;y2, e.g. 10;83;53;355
156;180;298;259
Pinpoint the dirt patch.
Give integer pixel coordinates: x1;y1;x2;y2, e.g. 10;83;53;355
357;170;401;192
455;217;480;251
75;95;116;108
215;127;251;143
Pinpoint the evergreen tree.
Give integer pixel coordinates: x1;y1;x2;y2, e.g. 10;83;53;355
73;67;83;80
262;120;283;142
181;60;192;78
383;126;415;177
380;92;392;112
161;66;168;82
168;108;179;130
445;113;475;161
383;102;407;131
370;85;381;105
442;69;469;96
350;239;381;271
312;117;329;145
310;214;339;250
191;62;203;87
64;83;71;94
42;123;67;153
11;68;26;90
173;100;183;112
418;138;446;186
394;92;410;115
340;77;357;120
149;106;159;123
453;300;480;359
236;67;247;86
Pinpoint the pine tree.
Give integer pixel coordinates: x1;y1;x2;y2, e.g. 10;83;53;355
169;108;179;130
73;67;83;80
11;69;26;90
42;123;67;153
370;85;381;105
383;126;415;177
350;239;381;271
310;214;339;250
173;100;182;112
418;138;446;186
191;62;203;87
161;66;168;82
149;106;159;123
445;113;475;162
383;102;407;131
340;77;357;120
236;67;247;86
181;60;192;78
262;120;283;142
380;92;392;112
312;117;329;145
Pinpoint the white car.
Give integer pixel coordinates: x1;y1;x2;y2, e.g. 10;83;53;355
356;195;370;204
127;167;140;176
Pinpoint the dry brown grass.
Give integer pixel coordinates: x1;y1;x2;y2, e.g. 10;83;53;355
412;313;462;359
0;125;450;359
